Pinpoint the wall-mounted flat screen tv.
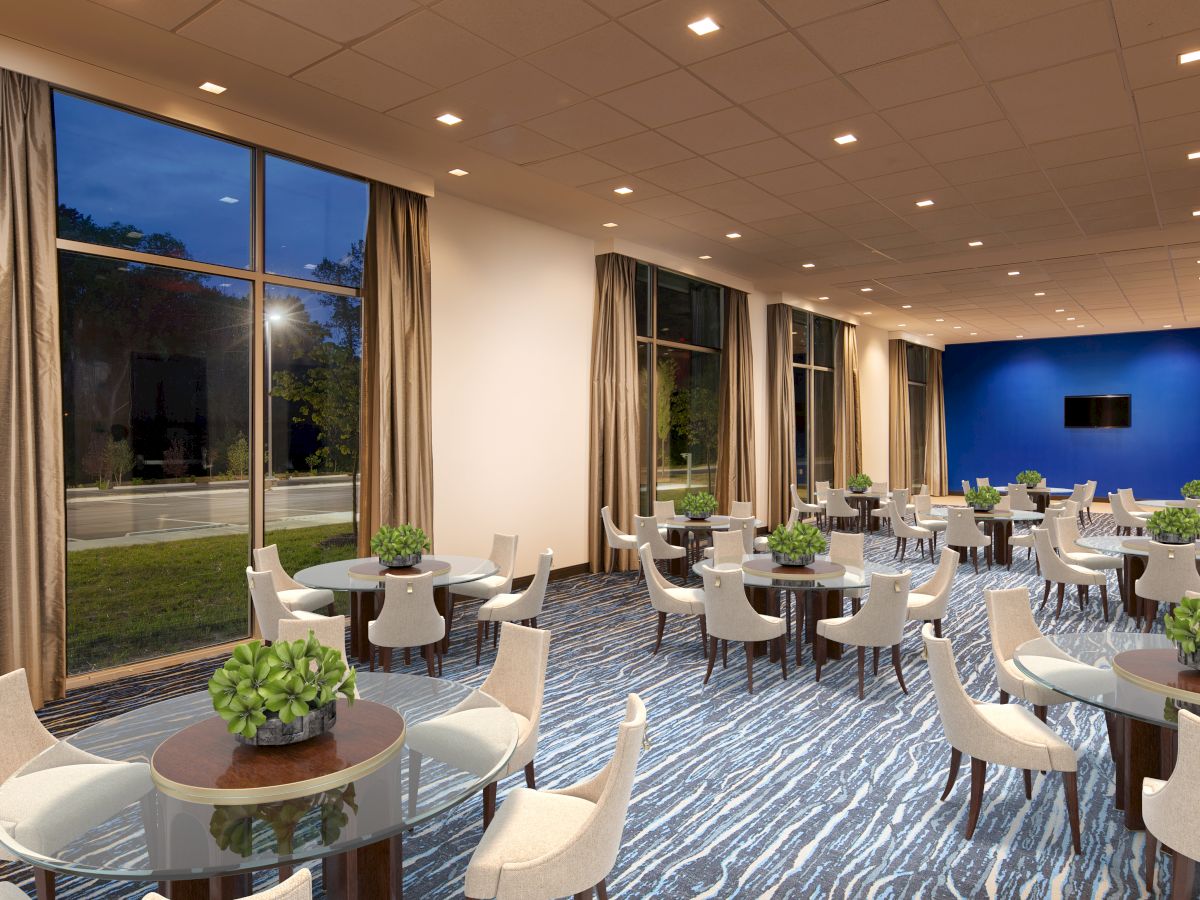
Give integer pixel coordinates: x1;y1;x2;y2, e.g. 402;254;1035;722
1064;394;1131;428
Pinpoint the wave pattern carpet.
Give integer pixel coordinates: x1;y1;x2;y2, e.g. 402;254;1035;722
0;513;1173;898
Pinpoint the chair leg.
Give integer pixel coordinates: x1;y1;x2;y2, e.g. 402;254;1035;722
1034;705;1047;722
814;633;825;681
573;892;593;900
965;757;986;839
1146;831;1159;888
971;547;979;575
424;644;435;677
872;646;880;676
1055;582;1065;618
999;689;1009;703
475;622;485;666
744;641;754;694
482;782;497;829
722;639;728;668
940;747;962;800
704;636;718;685
697;614;708;648
382;647;392;673
595;879;608;900
652;611;666;655
891;644;908;694
1172;850;1197;900
1100;582;1110;622
856;646;865;700
933;618;942;638
1063;771;1081;854
778;635;787;681
1023;769;1032;800
524;761;536;788
1041;580;1051;610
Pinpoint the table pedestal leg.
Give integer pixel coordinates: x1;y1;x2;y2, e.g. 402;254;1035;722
992;521;1012;567
747;587;777;659
1119;716;1172;830
325;834;402;900
1123;555;1146;620
667;529;688;578
351;591;372;662
434;585;451;652
808;590;844;660
160;877;251;899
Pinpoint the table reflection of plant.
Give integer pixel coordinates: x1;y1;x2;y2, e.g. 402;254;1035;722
209;784;358;857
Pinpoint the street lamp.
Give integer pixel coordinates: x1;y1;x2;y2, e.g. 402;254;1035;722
266;310;286;480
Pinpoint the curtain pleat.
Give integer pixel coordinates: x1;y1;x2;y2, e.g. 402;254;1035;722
766;304;796;526
833;323;862;486
588;253;639;572
357;183;434;554
925;348;948;495
0;69;65;706
716;289;755;513
888;340;911;492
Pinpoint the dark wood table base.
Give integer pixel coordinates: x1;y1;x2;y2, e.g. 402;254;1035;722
1105;712;1178;830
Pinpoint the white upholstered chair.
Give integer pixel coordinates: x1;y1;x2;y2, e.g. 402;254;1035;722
1137;543;1200;633
872;488;908;531
825;489;858;531
815;572;911;700
475;549;553;664
906;549;959;638
1119;487;1150;516
1032;527;1109;620
146;870;312;900
888;499;934;560
1144;708;1200;897
1080;479;1098;523
639;543;706;655
703;529;748;566
247;567;326;644
790;483;823;526
961;479;972;495
729;500;753;518
1048;484;1088;524
464;694;646;900
1109;491;1150;535
452;534;519;626
277;615;357;698
600;506;638;571
1009;502;1072;572
946;507;990;573
1005;484;1036;513
913;494;947;543
1055;515;1121;578
983;588;1073;720
814;481;830;516
634;515;686;579
869;480;888;496
922;625;1080;851
0;886;27;900
652;499;675;524
753;507;802;553
252;545;334;614
976;477;990;488
699;564;786;693
829;530;866;607
368;570;446;675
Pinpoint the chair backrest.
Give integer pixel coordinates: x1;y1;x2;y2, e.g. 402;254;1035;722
639;542;677;611
784;506;801;527
1066;483;1088;504
480;622;550;728
0;669;58;783
1108;492;1140;528
600;506;628;546
652;500;675;524
709;530;747;566
790;483;803;509
825;489;856;518
976;477;990;488
634;515;677;558
945;507;986;547
829;531;864;568
1137;542;1200;604
277;615;347;668
891;488;910;509
1032;526;1077;582
247;566;293;643
913;493;933;516
983;587;1043;664
887;500;923;538
1006;484;1035;512
252;544;298;592
845;572;911;644
488;534;519;592
726;516;756;553
1053;512;1085;553
1140;708;1200;851
699;565;764;639
922;625;986;755
1118;488;1141;512
870;481;888;495
961;479;971;494
505;549;554;620
915;548;959;603
146;869;312;900
1188;498;1200;510
1082;480;1097;504
729;501;753;518
815;481;830;503
375;571;444;647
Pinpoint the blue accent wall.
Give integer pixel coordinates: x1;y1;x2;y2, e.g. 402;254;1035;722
943;328;1200;499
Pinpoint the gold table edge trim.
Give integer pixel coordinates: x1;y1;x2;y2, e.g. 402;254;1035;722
149;720;406;805
348;560;452;581
1112;658;1200;706
740;561;845;582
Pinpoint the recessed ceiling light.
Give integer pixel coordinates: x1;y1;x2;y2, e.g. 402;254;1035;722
688;16;720;35
448;168;469;176
1164;324;1173;328
1193;209;1200;217
1008;271;1020;276
218;196;238;204
802;262;815;268
698;255;712;260
901;304;912;309
602;222;618;228
862;311;872;315
1016;334;1024;338
926;333;934;337
953;325;962;329
725;232;741;239
860;287;873;292
436;113;463;125
968;240;983;247
613;186;633;195
1034;292;1046;296
898;323;907;327
818;296;830;301
1066;317;1076;321
1189;151;1200;160
834;133;857;145
1055;308;1065;312
199;82;226;94
1077;324;1085;329
1179;50;1200;64
969;332;977;336
915;199;935;207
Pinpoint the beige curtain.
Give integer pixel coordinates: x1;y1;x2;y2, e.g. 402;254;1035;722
716;289;755;512
925;348;948;495
0;70;65;706
888;340;911;492
588;253;639;572
766;304;795;526
357;183;433;554
833;323;862;486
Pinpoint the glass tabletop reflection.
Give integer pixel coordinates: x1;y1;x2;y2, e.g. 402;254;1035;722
1077;535;1200;558
662;516;764;532
0;672;516;882
926;505;1043;522
1013;631;1181;728
294;555;499;592
692;553;899;591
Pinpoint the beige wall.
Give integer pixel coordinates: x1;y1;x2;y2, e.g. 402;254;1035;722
857;324;891;482
430;193;595;576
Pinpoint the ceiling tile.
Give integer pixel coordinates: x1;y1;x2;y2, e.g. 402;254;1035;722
856;166;950;198
911;120;1025;163
957;171;1054;202
667;208;748;236
707;138;812;176
938;148;1039;182
689;33;831;102
523;152;623;185
1121;29;1200;90
965;2;1116;82
845;45;981;109
682;178;779;211
626;194;709;218
356;10;513;87
992;54;1136;143
466;126;573;164
1046;154;1147;189
527;22;675;95
525;101;645;149
246;0;418;43
753;211;829;236
762;0;880;28
589;130;694;169
177;0;341;75
579;174;671;201
786;182;872;212
1135;74;1200;122
89;0;219;30
638;156;735;191
659;108;776;154
749;163;845;195
1028;126;1142;167
587;0;657;13
600;70;730;128
1113;0;1200;46
294;51;434;112
786;114;903;160
619;0;786;65
879;84;1008;141
823;142;929;180
725;197;803;222
798;0;958;72
1141;110;1200;149
746;79;872;133
434;0;605;55
937;0;1100;39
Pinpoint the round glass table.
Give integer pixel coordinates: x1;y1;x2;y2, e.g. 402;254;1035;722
926;505;1042;566
1013;631;1179;830
840;491;888;532
295;555;499;661
0;672;516;898
994;485;1071;512
662;516;764;574
1077;536;1200;619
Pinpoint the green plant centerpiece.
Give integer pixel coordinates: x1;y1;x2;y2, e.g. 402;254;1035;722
1146;507;1200;545
370;523;430;568
965;485;1002;512
1182;480;1200;500
847;473;872;493
1165;595;1200;670
1015;469;1042;488
209;783;358;857
766;521;827;567
208;633;356;747
679;491;718;521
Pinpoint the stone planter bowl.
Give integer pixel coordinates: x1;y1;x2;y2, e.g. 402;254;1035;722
235;702;336;747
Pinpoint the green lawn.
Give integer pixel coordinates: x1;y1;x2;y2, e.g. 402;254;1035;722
67;524;358;674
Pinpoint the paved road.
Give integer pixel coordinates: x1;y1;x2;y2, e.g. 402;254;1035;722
67;480;355;541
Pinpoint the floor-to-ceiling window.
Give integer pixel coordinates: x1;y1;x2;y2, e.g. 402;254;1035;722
906;343;930;489
790;309;838;498
54;92;366;673
635;263;724;512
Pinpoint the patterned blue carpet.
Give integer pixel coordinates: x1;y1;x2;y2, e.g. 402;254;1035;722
0;513;1173;898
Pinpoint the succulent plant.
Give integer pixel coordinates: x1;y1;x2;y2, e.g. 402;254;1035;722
847;473;873;491
1181;480;1200;500
1146;507;1200;542
370;523;430;559
1015;469;1042;487
965;485;1002;508
208;634;356;739
1165;595;1200;654
209;784;358;858
679;491;718;518
766;521;827;558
